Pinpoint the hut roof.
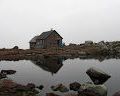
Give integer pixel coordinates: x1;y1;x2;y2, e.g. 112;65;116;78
30;30;62;43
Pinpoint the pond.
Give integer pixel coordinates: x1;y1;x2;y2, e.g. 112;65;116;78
0;57;120;96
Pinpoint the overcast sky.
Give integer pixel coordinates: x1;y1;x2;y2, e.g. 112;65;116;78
0;0;120;49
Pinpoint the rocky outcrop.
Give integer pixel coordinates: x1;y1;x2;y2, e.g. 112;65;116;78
86;67;111;84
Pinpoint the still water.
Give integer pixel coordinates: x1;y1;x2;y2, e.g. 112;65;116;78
0;57;120;96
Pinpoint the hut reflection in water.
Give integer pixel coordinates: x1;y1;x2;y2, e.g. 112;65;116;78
31;56;63;75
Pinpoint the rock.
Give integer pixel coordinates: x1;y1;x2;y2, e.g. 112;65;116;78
85;41;93;45
86;67;111;84
27;83;36;89
1;70;16;75
78;83;107;96
113;90;120;96
69;82;81;91
13;46;19;49
37;85;44;90
46;93;60;96
98;41;108;50
51;84;69;93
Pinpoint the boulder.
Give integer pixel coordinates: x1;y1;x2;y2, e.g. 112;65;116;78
1;70;16;75
85;41;93;45
78;83;107;96
51;84;69;93
13;46;19;49
69;82;81;91
37;85;44;90
86;67;111;84
113;90;120;96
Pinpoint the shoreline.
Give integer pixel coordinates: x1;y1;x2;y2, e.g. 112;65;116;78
0;41;120;61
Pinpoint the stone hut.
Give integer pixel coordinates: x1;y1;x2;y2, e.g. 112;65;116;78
29;30;63;49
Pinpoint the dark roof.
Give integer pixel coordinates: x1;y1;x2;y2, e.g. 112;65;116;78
30;30;62;43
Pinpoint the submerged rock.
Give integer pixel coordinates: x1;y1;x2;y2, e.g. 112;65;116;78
1;70;16;75
46;93;60;96
69;82;81;91
78;83;107;96
51;84;69;93
86;67;111;84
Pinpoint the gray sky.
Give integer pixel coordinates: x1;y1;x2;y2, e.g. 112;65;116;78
0;0;120;49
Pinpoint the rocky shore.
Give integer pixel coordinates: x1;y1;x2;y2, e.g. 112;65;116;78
0;67;119;96
0;41;120;61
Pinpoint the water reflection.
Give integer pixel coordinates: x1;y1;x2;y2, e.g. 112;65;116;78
31;56;63;75
79;55;120;62
0;57;120;96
